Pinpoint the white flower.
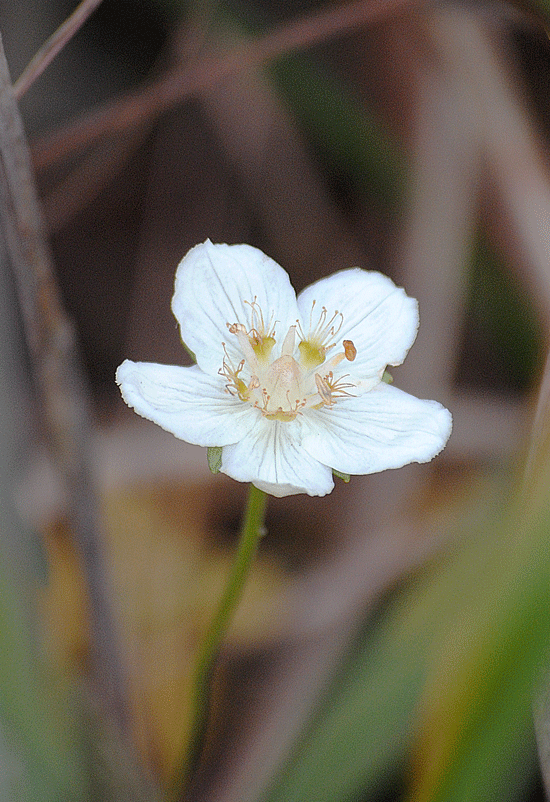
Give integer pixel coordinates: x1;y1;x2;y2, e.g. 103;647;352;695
116;240;452;498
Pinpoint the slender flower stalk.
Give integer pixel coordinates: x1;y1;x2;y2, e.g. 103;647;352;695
116;240;452;795
171;483;268;800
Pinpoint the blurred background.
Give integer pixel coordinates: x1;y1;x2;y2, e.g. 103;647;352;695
2;0;550;800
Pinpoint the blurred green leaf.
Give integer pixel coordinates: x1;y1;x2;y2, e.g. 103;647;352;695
261;598;423;802
260;515;486;802
0;530;88;801
461;236;543;391
406;516;550;801
0;243;88;799
204;2;405;211
262;459;550;802
517;0;550;25
270;55;404;209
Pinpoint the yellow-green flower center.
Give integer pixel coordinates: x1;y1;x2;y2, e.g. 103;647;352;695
220;302;357;421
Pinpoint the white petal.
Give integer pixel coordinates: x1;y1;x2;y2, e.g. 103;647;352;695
171;241;299;376
301;383;452;475
220;417;334;497
297;269;419;377
116;360;256;446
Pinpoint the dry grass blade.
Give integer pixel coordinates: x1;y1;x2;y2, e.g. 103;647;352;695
430;7;550;324
13;0;105;99
42;129;150;233
32;0;418;172
396;25;479;402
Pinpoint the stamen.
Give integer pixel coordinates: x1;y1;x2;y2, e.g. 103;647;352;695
343;340;357;361
323;351;347;373
325;372;355;399
219;343;250;400
227;322;259;371
244;297;277;340
310;306;343;345
309;299;316;332
315;373;333;405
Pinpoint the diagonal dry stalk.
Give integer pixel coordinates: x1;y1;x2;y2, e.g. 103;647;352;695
13;0;105;98
0;32;129;733
42;1;219;233
31;0;418;173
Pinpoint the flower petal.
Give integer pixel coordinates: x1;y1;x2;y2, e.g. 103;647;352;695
301;383;452;475
172;240;299;376
116;360;256;446
220;417;334;497
297;269;419;377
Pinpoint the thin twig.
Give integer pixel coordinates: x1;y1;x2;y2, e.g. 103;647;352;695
32;0;417;172
42;2;218;232
13;0;105;99
43;119;151;232
0;33;129;732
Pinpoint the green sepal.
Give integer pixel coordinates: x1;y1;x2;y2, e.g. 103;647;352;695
333;469;350;483
182;340;196;363
207;446;223;474
382;370;393;384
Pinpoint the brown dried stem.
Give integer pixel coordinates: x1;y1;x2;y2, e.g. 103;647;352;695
32;0;417;172
43;2;219;232
13;0;105;99
0;32;128;732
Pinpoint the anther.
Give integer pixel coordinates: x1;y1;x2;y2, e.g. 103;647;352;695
343;340;357;361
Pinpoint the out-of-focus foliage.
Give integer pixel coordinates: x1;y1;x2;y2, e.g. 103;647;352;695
522;0;550;26
0;557;88;802
42;481;293;785
459;236;543;392
205;3;405;212
262;458;550;802
271;55;404;209
0;247;88;800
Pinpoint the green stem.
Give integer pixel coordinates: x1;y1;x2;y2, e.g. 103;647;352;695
171;483;268;800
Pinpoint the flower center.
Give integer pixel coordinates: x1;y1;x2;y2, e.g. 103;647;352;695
220;301;357;422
